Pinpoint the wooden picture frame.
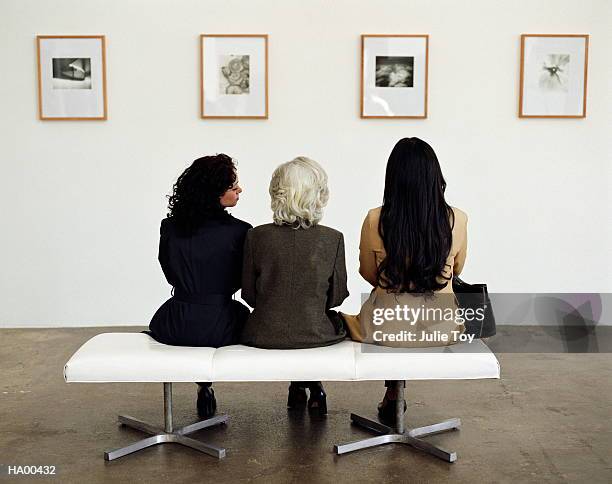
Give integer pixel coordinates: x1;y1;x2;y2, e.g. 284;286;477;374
36;35;108;120
519;34;589;118
361;34;429;119
200;34;269;119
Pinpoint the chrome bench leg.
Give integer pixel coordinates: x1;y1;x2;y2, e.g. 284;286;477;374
118;415;163;435
176;414;228;435
350;413;392;434
408;417;461;438
104;383;227;461
334;381;460;463
174;435;226;459
334;433;404;454
105;434;170;461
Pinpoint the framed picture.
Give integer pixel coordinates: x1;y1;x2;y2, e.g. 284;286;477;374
200;34;268;119
519;34;589;118
36;35;107;120
361;34;428;118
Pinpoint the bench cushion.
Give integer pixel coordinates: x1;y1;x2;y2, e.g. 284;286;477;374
63;333;216;383
64;333;500;383
212;341;357;381
353;339;500;380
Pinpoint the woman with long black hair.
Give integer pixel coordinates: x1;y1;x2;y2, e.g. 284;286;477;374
148;154;251;418
342;137;469;424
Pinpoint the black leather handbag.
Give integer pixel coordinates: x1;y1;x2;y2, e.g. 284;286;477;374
452;276;496;338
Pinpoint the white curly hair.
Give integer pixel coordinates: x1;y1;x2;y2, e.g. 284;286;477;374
269;156;329;229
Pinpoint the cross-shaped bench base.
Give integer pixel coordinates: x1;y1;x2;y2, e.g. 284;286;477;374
104;383;227;461
334;381;460;462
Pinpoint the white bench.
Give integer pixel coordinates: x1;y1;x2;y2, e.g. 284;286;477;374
64;333;500;462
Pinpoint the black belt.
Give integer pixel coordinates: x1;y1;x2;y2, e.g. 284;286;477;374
172;288;231;305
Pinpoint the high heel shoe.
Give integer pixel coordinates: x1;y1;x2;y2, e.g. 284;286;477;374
196;384;217;419
287;382;307;409
307;382;327;416
377;396;407;427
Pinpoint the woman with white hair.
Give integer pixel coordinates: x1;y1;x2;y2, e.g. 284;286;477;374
240;156;349;415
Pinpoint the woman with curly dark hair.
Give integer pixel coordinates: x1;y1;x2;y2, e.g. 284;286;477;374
148;154;251;418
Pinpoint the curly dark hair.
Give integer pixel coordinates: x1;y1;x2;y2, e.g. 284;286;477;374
167;154;237;234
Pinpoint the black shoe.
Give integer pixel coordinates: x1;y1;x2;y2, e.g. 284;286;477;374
287;382;307;409
307;382;327;416
197;385;217;419
377;397;407;427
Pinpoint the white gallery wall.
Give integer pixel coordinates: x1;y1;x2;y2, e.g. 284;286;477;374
1;0;610;327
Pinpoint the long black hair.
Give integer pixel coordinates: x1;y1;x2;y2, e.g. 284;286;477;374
167;154;236;235
377;138;454;293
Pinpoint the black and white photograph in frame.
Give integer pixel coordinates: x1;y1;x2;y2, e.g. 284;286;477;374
519;34;589;118
52;58;92;89
361;35;428;118
201;35;268;119
375;56;414;87
37;36;107;120
219;55;250;95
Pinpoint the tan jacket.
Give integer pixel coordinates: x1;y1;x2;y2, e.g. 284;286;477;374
343;206;468;347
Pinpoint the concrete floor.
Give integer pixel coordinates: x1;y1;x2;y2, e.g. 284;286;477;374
1;327;611;484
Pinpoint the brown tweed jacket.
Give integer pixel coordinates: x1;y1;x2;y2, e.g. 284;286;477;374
240;223;349;349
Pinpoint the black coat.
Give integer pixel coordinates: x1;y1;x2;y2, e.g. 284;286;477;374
148;215;252;347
